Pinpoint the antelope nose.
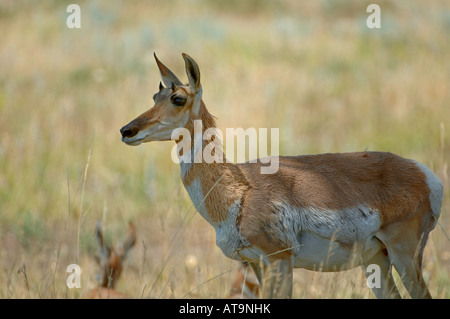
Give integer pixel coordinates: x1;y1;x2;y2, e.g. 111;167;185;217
120;125;138;138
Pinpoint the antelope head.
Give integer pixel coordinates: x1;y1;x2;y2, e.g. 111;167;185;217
120;53;203;145
95;221;137;289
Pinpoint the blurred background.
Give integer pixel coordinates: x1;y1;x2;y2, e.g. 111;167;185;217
0;0;449;298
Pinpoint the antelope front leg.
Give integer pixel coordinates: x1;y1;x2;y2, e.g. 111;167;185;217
252;258;293;299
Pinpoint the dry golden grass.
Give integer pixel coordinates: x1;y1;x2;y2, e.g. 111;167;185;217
0;0;449;298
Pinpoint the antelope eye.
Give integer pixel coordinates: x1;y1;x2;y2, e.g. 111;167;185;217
171;95;186;107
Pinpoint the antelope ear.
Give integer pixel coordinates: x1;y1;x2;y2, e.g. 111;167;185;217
95;221;109;259
182;53;201;92
154;53;182;87
119;221;137;258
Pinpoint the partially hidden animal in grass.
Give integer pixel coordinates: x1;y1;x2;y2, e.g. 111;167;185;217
84;221;136;299
227;262;260;299
120;53;443;298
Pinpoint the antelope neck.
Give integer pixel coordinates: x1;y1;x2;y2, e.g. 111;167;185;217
178;103;249;224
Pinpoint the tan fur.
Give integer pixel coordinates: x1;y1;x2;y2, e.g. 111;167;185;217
120;54;443;299
236;152;431;246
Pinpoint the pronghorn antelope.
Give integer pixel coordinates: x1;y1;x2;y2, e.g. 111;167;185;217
120;53;443;299
84;221;137;299
227;262;260;299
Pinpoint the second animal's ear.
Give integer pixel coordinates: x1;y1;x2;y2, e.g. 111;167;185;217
118;221;137;259
96;221;109;259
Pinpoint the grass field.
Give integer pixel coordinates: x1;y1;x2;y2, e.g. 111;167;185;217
0;0;449;298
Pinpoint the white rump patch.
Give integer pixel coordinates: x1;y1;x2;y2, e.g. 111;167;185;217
412;160;444;220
